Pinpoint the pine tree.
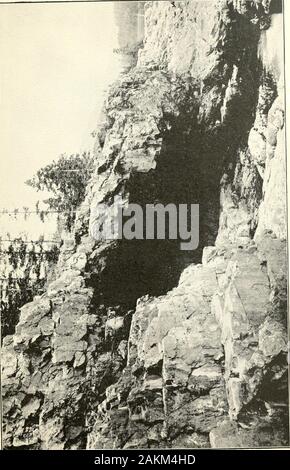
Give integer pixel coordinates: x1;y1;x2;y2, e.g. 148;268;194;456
26;152;94;229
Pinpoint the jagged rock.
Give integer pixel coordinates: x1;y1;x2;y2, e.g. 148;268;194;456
210;416;287;448
1;0;288;450
2;350;18;379
259;319;287;357
88;263;228;447
22;397;41;419
89;241;287;448
106;317;124;333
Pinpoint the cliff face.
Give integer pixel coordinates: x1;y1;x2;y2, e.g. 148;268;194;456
2;1;288;449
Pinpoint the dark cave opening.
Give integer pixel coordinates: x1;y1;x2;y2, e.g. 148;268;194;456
89;108;260;312
89;238;183;308
88;16;262;313
88;112;228;309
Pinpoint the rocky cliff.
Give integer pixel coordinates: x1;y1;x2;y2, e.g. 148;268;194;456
2;0;288;449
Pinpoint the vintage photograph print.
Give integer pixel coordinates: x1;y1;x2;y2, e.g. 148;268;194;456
0;0;289;451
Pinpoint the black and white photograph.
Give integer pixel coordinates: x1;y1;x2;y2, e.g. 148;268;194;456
0;0;289;455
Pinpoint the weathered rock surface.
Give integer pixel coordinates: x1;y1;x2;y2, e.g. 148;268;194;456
2;0;288;449
88;262;227;448
87;236;288;448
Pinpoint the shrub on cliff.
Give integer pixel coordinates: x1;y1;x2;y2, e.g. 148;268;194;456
26;152;94;230
0;236;59;338
113;40;143;57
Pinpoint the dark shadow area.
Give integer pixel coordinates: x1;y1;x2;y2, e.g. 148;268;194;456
270;0;283;14
87;5;263;313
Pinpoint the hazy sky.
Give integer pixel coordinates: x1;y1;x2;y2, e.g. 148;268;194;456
0;2;120;236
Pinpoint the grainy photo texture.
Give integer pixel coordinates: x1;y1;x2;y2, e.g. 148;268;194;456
0;0;289;450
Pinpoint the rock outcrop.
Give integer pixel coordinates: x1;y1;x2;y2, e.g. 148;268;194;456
2;0;288;449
